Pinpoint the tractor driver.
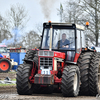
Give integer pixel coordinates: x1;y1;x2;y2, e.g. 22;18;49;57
56;33;70;49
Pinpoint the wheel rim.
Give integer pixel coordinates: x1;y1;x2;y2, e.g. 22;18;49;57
0;61;9;71
73;73;78;91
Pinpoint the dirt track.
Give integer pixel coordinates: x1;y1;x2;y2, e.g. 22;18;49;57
0;72;99;100
0;93;98;100
0;85;98;100
0;72;16;80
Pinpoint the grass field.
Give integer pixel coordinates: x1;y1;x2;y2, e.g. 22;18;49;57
0;83;16;87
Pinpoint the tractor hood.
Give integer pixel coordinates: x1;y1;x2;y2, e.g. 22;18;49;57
38;50;65;59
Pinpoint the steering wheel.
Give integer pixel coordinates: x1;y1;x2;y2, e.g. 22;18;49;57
59;45;70;50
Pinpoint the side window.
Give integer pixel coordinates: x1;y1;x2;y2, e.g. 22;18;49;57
41;30;46;49
77;30;81;53
42;28;50;49
52;29;60;48
81;31;85;48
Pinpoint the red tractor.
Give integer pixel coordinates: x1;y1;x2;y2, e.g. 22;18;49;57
16;22;100;96
0;44;12;72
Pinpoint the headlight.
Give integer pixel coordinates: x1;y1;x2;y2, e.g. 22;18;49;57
40;66;52;70
38;50;54;57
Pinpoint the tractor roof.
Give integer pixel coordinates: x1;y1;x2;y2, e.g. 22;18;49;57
43;22;85;31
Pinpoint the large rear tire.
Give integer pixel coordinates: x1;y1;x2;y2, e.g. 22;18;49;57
23;50;38;66
89;52;100;96
77;52;93;95
16;64;34;95
24;50;37;60
61;65;80;97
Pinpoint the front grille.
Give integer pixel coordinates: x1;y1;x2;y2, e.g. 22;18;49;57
40;57;53;67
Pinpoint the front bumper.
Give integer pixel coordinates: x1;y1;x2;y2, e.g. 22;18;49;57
34;74;54;85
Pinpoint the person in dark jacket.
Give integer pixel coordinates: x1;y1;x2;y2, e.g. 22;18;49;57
56;33;70;49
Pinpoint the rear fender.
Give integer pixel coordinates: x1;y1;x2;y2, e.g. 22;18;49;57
24;59;33;64
24;59;38;65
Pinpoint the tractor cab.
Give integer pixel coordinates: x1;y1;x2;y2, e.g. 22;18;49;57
0;44;7;53
40;22;85;63
0;44;9;58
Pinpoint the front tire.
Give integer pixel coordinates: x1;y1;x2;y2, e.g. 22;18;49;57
61;65;80;97
16;64;34;95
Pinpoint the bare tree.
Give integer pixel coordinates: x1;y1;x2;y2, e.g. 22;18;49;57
63;0;100;46
35;23;43;34
81;0;100;46
8;3;29;29
22;31;41;49
0;15;12;43
63;1;84;23
7;4;29;47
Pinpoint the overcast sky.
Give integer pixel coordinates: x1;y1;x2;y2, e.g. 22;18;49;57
0;0;66;33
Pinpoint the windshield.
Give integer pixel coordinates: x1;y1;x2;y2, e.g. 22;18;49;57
41;28;75;50
0;47;7;53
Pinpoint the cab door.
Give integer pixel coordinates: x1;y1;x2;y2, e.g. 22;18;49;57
76;30;81;54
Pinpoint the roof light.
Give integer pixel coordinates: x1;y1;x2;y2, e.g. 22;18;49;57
86;22;89;27
48;21;51;23
85;48;87;51
48;21;52;28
